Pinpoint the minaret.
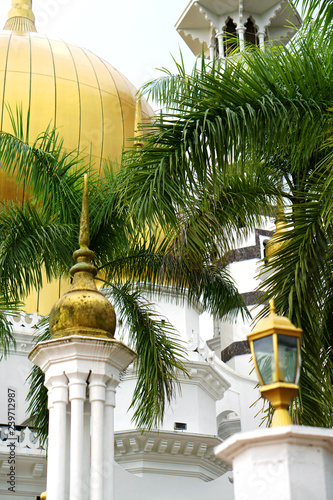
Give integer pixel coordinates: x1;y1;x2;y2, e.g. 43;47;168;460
29;176;136;500
4;0;37;32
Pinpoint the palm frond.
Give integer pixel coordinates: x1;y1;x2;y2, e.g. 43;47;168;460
26;316;50;445
105;283;187;429
0;201;73;301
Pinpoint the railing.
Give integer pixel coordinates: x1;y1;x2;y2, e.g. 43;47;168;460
0;424;44;450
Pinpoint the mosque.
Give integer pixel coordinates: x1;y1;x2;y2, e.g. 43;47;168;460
0;1;301;499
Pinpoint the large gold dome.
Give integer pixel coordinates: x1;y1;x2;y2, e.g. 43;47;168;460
0;0;151;201
0;1;152;314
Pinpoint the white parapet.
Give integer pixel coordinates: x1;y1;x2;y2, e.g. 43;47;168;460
215;425;333;500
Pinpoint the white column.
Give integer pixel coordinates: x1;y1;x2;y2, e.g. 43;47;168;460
103;379;118;500
258;30;265;50
209;43;215;61
216;32;225;58
236;25;246;51
209;29;216;60
89;374;107;500
68;373;87;500
46;374;68;500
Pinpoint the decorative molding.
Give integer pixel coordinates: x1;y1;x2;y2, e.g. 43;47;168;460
122;358;230;400
115;429;230;481
221;340;250;363
206;336;221;353
241;291;260;306
32;463;44;477
4;312;42;354
227;229;273;264
194;2;219;29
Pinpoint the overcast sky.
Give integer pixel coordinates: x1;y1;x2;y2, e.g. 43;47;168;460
0;0;196;90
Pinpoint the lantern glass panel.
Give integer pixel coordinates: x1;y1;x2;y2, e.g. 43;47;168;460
277;335;298;382
253;335;274;384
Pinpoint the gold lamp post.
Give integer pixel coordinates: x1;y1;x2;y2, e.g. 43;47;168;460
247;300;302;427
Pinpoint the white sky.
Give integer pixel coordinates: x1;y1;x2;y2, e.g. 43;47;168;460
0;0;196;90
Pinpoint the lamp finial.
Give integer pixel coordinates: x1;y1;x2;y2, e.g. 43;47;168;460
269;299;276;315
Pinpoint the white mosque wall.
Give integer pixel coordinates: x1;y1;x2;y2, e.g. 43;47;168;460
0;313;41;425
114;461;234;500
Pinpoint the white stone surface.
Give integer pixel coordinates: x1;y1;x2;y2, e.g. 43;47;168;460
215;425;333;500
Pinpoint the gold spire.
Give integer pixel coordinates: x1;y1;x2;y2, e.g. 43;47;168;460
4;0;37;33
49;174;116;339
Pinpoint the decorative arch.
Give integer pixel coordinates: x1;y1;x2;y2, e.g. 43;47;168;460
223;17;238;55
244;16;259;46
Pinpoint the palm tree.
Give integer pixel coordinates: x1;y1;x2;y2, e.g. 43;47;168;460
0;116;249;439
118;17;333;426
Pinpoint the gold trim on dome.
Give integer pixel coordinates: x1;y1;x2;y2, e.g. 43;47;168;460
134;97;144;148
4;0;37;32
49;175;116;339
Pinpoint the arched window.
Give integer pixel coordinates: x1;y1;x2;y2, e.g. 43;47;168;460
244;17;258;46
224;18;238;55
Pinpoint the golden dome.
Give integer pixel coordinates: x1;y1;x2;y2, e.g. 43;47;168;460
0;1;152;315
0;0;152;202
49;175;116;339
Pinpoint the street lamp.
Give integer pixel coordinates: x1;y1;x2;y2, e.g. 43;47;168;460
247;300;302;427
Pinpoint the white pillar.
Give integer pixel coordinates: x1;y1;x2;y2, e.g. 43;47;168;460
46;375;68;500
216;32;225;58
209;43;215;61
103;379;118;500
237;26;246;51
258;30;265;50
215;426;333;500
90;373;107;500
68;373;87;500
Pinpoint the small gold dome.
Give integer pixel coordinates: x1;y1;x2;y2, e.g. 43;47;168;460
49;176;116;339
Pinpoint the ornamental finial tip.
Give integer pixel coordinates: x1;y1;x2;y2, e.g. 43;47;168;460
79;174;89;249
269;299;276;315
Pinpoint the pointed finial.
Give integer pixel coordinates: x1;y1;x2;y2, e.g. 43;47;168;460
269;299;276;315
71;174;95;275
79;174;90;249
4;0;37;32
134;97;144;148
49;174;117;340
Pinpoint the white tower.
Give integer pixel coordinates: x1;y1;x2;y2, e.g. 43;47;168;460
29;176;136;500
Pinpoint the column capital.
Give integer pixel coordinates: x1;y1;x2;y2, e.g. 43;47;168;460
68;372;87;401
236;25;246;34
89;373;108;403
45;374;69;406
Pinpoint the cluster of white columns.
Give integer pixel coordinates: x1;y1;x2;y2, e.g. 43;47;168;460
211;25;266;57
29;335;136;500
